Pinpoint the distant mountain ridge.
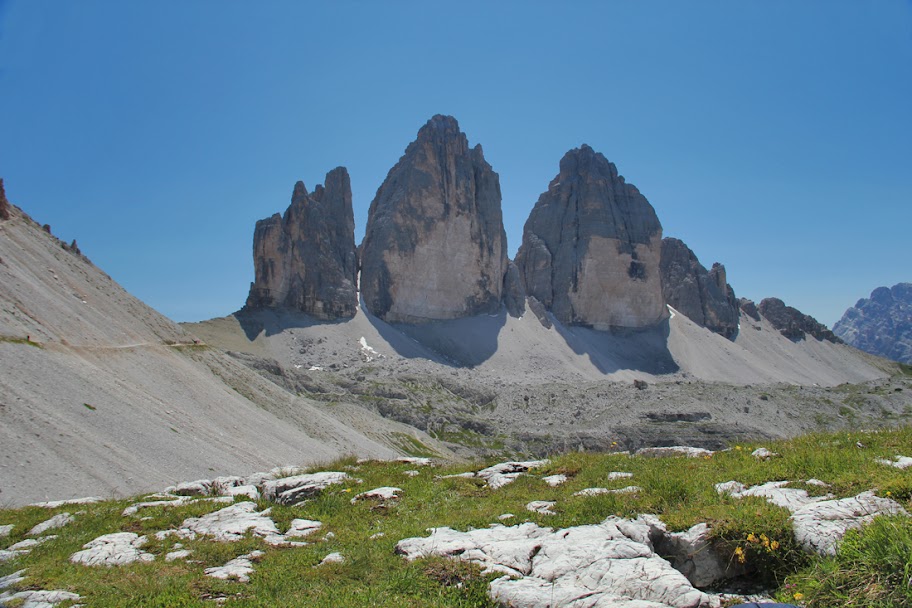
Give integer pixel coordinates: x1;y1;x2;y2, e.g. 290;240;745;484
834;283;912;364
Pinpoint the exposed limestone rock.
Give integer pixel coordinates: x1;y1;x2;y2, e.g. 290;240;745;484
70;532;154;566
171;501;285;544
165;549;192;562
396;517;718;607
246;167;358;320
834;283;912;364
351;486;402;505
636;446;714;458
475;460;550;489
758;297;841;343
0;525;13;538
285;519;322;538
660;238;739;339
541;474;567;487
875;455;912;469
0;537;56;563
360;115;508;323
396;457;433;466
515;145;667;330
525;501;556;515
31;497;100;509
122;495;232;517
526;296;551;329
28;512;74;536
319;552;345;565
751;448;779;460
0;179;10;221
657;522;745;588
502;260;526;318
205;550;264;582
607;472;634;481
739;298;761;321
0;589;82;607
715;480;832;512
261;471;351;505
0;569;26;589
791;491;907;556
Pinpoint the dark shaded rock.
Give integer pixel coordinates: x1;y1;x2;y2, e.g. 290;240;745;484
502;260;526;318
360;115;508;323
515;145;667;329
633;379;649;390
659;238;739;339
833;283;912;364
758;297;841;343
527;296;552;329
0;179;10;221
739;298;761;321
245;167;358;320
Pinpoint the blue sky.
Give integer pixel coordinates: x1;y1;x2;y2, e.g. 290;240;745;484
1;1;910;326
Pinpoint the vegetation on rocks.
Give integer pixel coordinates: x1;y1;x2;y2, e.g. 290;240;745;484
1;427;911;607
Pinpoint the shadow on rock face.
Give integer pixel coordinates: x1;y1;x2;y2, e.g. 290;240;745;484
552;316;679;376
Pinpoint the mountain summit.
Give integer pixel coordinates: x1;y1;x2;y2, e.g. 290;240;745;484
834;283;912;364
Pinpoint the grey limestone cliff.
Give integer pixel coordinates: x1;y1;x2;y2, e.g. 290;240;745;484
758;297;841;343
245;168;358;320
360;115;508;323
515;145;667;330
660;238;739;339
834;283;912;364
0;179;10;221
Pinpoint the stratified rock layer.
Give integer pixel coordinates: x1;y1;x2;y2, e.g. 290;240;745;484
515;145;667;330
660;238;739;339
758;298;841;343
360;115;508;323
246;168;358;319
833;283;912;364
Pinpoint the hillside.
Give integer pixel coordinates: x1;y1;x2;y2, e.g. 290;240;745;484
834;283;912;364
0;201;451;507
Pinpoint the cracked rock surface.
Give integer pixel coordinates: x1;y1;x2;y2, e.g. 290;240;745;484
70;532;154;566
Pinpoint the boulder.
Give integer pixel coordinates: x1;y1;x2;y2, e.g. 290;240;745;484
833;283;912;364
660;238;739;339
245;167;358;320
758;298;841;343
515;145;667;330
791;491;907;556
261;471;351;505
205;550;263;582
28;512;74;536
360;115;508;322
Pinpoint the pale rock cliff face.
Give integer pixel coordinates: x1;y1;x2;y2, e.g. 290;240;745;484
660;238;739;339
834;283;912;364
246;168;358;320
515;145;667;330
360;115;508;323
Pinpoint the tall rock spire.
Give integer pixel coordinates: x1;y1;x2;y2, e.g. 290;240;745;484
360;115;508;323
245;167;358;320
515;145;667;329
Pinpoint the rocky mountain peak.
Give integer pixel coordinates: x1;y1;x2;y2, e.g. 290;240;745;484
659;238;739;339
245;167;358;320
360;115;508;323
834;283;912;364
514;146;666;329
758;297;841;343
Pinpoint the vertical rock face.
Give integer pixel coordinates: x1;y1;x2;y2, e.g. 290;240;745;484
245;167;358;320
360;115;508;323
0;179;10;221
758;297;841;343
514;145;667;330
833;283;912;364
659;238;739;338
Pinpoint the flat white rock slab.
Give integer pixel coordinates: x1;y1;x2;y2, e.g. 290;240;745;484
319;552;345;565
715;480;831;512
541;474;567;487
396;516;717;608
636;446;714;458
875;455;912;469
30;497;100;508
0;589;81;607
70;532;154;566
286;519;322;538
0;537;56;562
351;487;402;504
205;550;264;582
29;513;74;536
261;471;351;504
525;501;556;515
791;491;908;556
0;525;13;538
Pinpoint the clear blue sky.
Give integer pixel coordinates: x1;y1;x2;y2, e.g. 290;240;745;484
1;1;910;326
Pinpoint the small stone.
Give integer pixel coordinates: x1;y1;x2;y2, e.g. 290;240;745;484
318;552;344;565
261;471;350;505
497;513;515;521
525;501;556;515
286;519;322;538
369;532;386;540
0;525;13;538
874;455;912;469
606;472;634;481
751;447;779;460
541;474;567;487
351;486;402;505
165;549;192;562
402;470;420;477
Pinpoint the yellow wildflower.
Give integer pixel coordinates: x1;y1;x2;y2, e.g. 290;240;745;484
794;592;804;600
734;546;745;563
746;533;757;543
770;540;780;550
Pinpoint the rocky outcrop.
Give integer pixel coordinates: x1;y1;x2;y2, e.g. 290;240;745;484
739;298;761;321
502;260;526;318
0;179;10;221
660;238;739;338
360;115;508;323
515;145;667;330
833;283;912;364
245;168;358;320
758;297;841;343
